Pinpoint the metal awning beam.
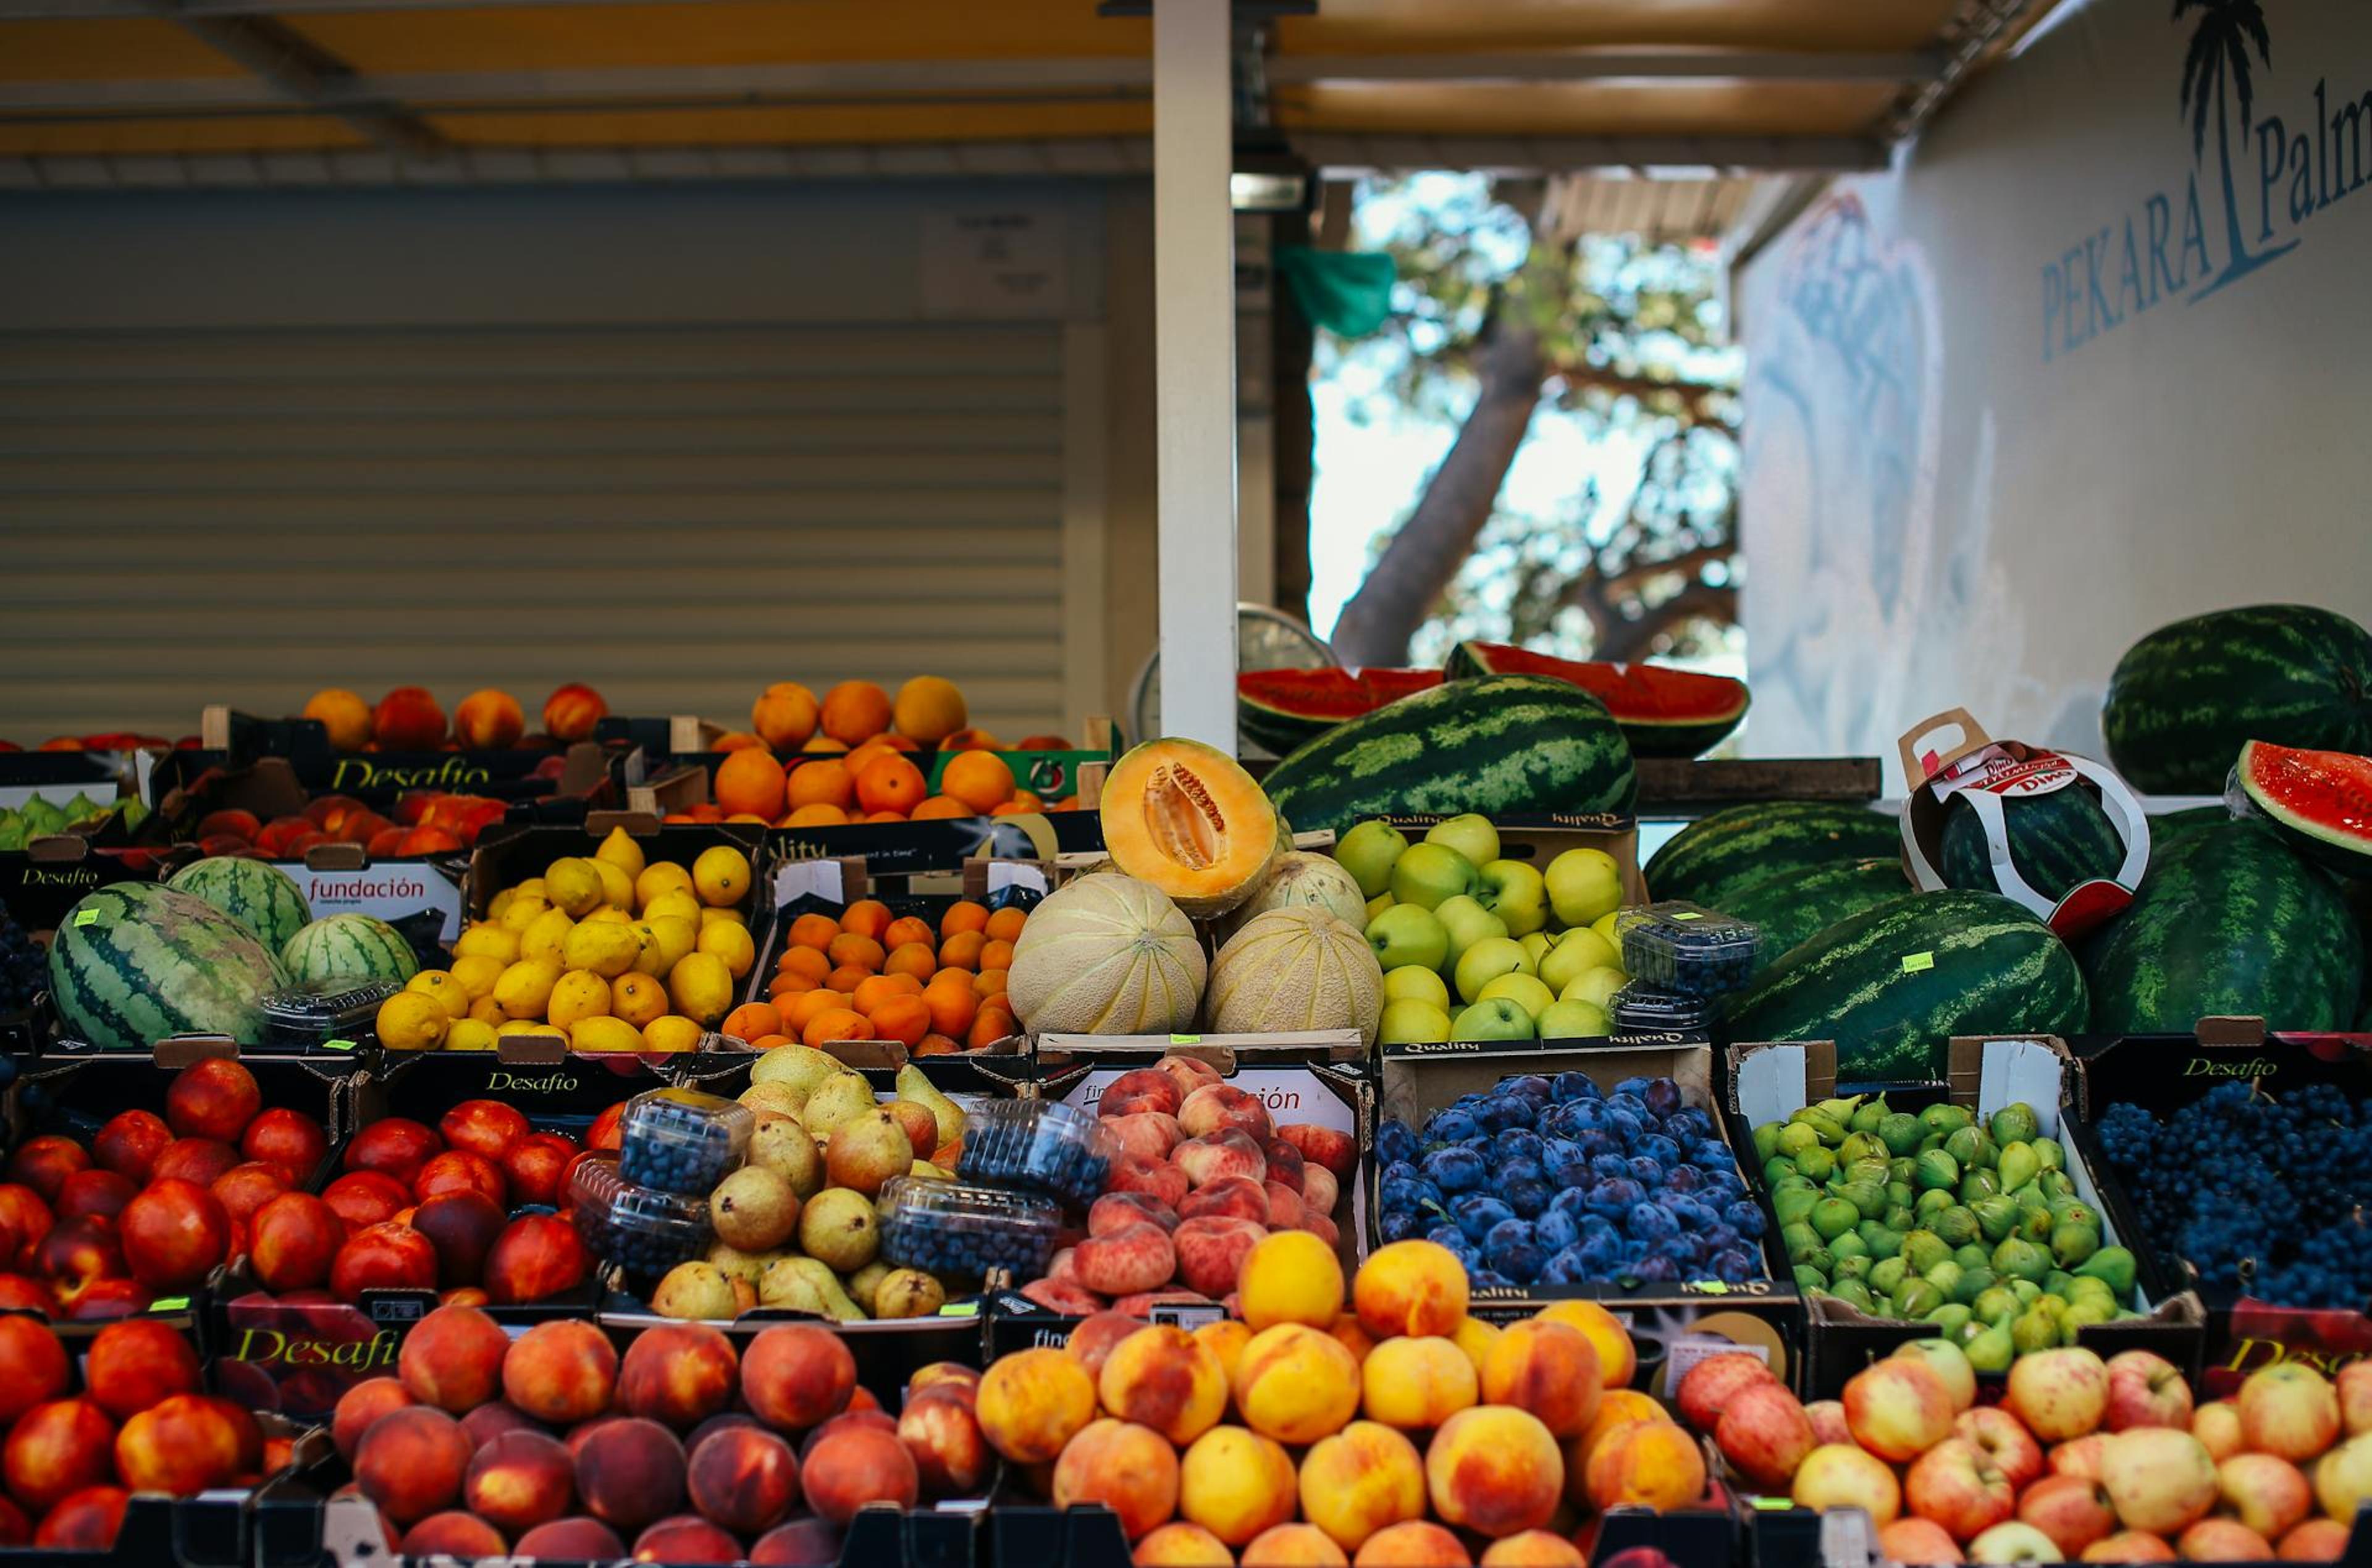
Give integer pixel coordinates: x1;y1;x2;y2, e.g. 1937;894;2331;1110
1292;132;1888;174
2;0;749;14
1269;49;1944;86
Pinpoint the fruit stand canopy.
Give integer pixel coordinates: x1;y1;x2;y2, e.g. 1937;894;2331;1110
0;0;2051;187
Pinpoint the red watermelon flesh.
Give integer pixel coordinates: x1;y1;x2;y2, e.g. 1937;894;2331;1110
2236;739;2372;874
1237;667;1442;753
1441;641;1749;758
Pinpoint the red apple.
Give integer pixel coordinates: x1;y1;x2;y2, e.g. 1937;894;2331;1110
1675;1352;1778;1433
2016;1474;2117;1557
1804;1399;1852;1448
1955;1405;2046;1491
2338;1362;2372;1439
2174;1518;2273;1561
2098;1427;2217;1537
1904;1437;2014;1543
2082;1531;2176;1562
1843;1358;1956;1462
2005;1347;2111;1444
1966;1522;2067;1564
2192;1399;2243;1461
1790;1444;1900;1525
1714;1380;1815;1492
2215;1452;2311;1543
2051;1434;2109;1480
2103;1349;2193;1433
1878;1517;1962;1565
2236;1362;2340;1463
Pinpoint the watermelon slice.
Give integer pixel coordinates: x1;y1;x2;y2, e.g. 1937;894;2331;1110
1237;667;1442;754
1443;641;1750;758
2234;739;2372;876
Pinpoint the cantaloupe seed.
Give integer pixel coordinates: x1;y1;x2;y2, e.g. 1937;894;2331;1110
1144;763;1224;870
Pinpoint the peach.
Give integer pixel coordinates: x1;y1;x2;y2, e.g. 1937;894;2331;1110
464;1428;575;1533
482;1212;589;1306
544;683;609;743
400;1511;507;1556
1119;1289;1217;1317
977;1347;1098;1464
1022;1278;1107;1315
343;1118;444;1187
355;1405;472;1525
1179;1084;1272;1142
1100;1324;1228;1445
1480;1320;1602;1439
1299;1420;1428;1552
251;1191;345;1293
1111;1154;1192;1211
503;1319;618;1425
1157;1055;1225;1097
1264;1182;1306;1229
461;1402;538;1447
398;1302;512;1412
1261;1135;1305;1188
454;689;527;749
56;1169;135;1224
1176;1425;1299;1546
1355;1520;1473;1566
618;1322;738;1430
240;1108;329;1186
1174;1129;1266;1189
909;1362;980;1396
574;1415;687;1533
516;1517;628;1558
332;1377;414;1462
503;1134;578;1208
1675;1351;1778;1433
1478;1532;1583;1567
1068;1312;1149;1378
165;1057;261;1142
1108;1113;1186;1163
799;1408;893;1462
83;1319;202;1420
7;1137;89;1202
1076;1222;1179;1298
1533;1301;1636;1390
1055;1417;1179;1540
1179;1175;1270;1225
1331;1312;1380;1362
33;1486;128;1551
150;1138;240;1188
331;1220;439;1302
634;1516;742;1563
1093;1192;1182;1237
0;1316;71;1424
1245;1522;1352;1566
1276;1123;1357;1180
742;1323;857;1432
2278;1520;2352;1560
1137;1521;1237;1566
411;1191;505;1287
1174;1215;1267;1298
686;1423;801;1534
322;1171;411;1231
1303;1165;1342;1218
750;1518;846;1565
899;1385;989;1497
1234;1323;1361;1445
1361;1336;1478;1432
117;1176;230;1289
803;1423;919;1525
1354;1240;1470;1340
1101;1070;1185;1119
1195;1320;1253;1385
1585;1417;1704;1514
1428;1405;1565;1539
92;1111;172;1182
4;1400;116;1514
112;1393;239;1495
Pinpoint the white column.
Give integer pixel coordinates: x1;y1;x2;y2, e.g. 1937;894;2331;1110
1153;0;1239;752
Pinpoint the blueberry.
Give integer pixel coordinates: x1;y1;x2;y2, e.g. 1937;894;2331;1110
1631;1254;1683;1282
1628;1202;1678;1242
1626;1156;1667;1187
1504;1181;1550;1220
1501;1074;1554;1102
1456;1197;1516;1244
1724;1201;1768;1238
1381;1210;1427;1243
1494;1130;1546;1165
1551;1072;1602;1104
1591;1153;1633;1183
1421;1147;1486;1195
1585;1178;1644;1224
1377;1120;1418;1167
1477;1095;1534;1133
1644;1079;1684;1120
1427;1108;1482;1145
1534;1207;1580;1254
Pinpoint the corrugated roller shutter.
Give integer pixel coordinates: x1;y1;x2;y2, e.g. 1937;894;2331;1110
0;322;1073;743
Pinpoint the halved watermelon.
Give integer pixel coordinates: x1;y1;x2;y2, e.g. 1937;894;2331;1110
2234;739;2372;876
1442;641;1749;758
1237;667;1442;754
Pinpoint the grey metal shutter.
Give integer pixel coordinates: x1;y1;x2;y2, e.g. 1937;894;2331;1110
0;321;1075;744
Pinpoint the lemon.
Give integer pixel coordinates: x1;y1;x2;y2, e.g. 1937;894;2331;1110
610;972;668;1028
468;994;507;1026
520;907;576;966
498;894;552;934
697;921;756;979
562;920;641;979
626;922;667;977
595;824;647;883
643;889;703;926
493;957;564;1020
497;1020;568;1041
642;1014;705;1053
544;857;605;918
668;951;734;1026
585;906;633;924
450;954;505;1000
487;887;516;920
454;924;521;965
646;916;699;975
547;969;614;1029
698;906;746;931
570;1015;646;1053
693;845;752;908
405;970;471;1022
375;991;448;1050
635;862;694;913
444;1018;498;1052
591;858;636;912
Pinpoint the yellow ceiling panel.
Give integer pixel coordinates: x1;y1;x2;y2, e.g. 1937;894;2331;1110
1276;81;1899;138
293;0;1145;73
0;19;248;81
0;115;366;153
1274;0;1959;54
429;96;1149;147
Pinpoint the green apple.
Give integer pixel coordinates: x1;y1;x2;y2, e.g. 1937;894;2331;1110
1378;999;1453;1046
1381;965;1452;1009
1365;891;1394;921
1424;814;1500;870
1537;997;1610;1041
1388;842;1479;910
1335;821;1408;899
1519;932;1554;967
1450;997;1533;1043
1545;847;1625;929
1537;928;1621;994
1433;895;1508;966
1453;935;1533;1004
1365;904;1449;972
1558;965;1628;1010
1475;858;1549;937
1478;971;1557;1020
1591;910;1623;945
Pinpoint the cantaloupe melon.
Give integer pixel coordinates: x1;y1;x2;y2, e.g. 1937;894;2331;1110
1205;907;1384;1044
1218;851;1368;939
1100;737;1282;918
1006;873;1208;1035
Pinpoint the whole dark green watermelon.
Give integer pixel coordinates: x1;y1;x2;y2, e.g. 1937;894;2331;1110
1646;801;1901;909
1938;786;2127;905
2102;605;2372;793
1712;857;1911;975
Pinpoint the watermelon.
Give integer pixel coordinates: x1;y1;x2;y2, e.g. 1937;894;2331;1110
282;913;418;985
167;856;312;954
1938;786;2127;904
1237;668;1442;755
2082;818;2363;1033
47;883;288;1050
1261;674;1636;834
2150;805;2231;847
1442;642;1749;757
2102;605;2372;793
2232;740;2372;878
1711;857;1912;975
1646;801;1901;909
1723;889;2089;1082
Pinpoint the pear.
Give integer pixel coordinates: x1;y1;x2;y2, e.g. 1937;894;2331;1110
709;1166;799;1251
874;1268;947;1320
909;1160;953;1181
800;1072;878;1139
780;1256;868;1321
824;1109;913;1197
651;1261;740;1321
796;1188;880;1273
894;1065;967;1152
739;1082;808;1121
705;1241;780;1283
847;1260;891;1314
756;1257;831;1315
753;1044;847;1101
748;1112;824;1199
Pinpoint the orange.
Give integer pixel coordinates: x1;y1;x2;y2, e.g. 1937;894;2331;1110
785;803;850;828
1053;795;1080;811
941;727;1004;751
1017;734;1074;750
991;792;1045;816
973;967;1009;999
891;676;968;745
839;900;891;942
910;795;970;820
820;682;892;746
786;989;851;1033
852;973;924;1015
856;756;927;816
922;980;978;1040
867;995;932;1049
984;907;1028;945
802;1008;872;1048
883;916;936;952
938;931;986;971
843;740;898;782
978;938;1014;972
873;734;920;753
940;902;990;939
778;945;831;981
714;731;766;752
942;752;1017;813
712;748;788;820
789;914;841;952
768;971;817;999
722;1002;782;1042
752;682;820;751
746;1033;793;1052
969;1002;1017;1049
726;813;773;825
914;1033;961;1057
863;810;908;823
885;941;938;981
801;736;847;754
786;759;853;811
825;964;874;994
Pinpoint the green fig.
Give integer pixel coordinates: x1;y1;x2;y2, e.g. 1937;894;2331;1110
2043;1270;2079;1299
1839;1180;1888;1220
1839;1131;1888;1167
2009;1278;2043;1306
1954;1244;1992;1274
2010;1305;2063;1353
2064;1299;2115;1328
1914;1189;1954;1220
2033;1138;2066;1172
1763;1157;1798;1189
1973;1195;2020;1243
1993;1236;2050;1283
1832;1279;1876;1314
2037;1170;2076;1202
1833;1254;1872;1283
1861;1226;1906;1260
2018;1205;2053;1243
1869;1256;1909;1298
1883;1206;1918;1234
1929;1302;1974;1337
1902;1230;1952;1275
1915;1149;1960;1192
1996;1142;2042;1194
2051;1221;2100;1267
1811;1197;1860;1241
1920;1104;1975;1135
1776;1122;1822;1157
1782;1223;1821;1262
1972;1286;2021;1325
1802;1247;1836;1277
1752;1123;1783;1163
1830;1231;1870;1262
1888;1181;1918;1212
1924;1260;1965;1302
1964;1322;2016;1372
1794;1265;1830;1293
1878;1112;1926;1157
1990;1102;2040;1146
1953;1266;1999;1306
1959;1168;2002;1205
1814;1095;1866;1126
1850;1099;1889;1136
1846;1157;1893;1188
1794;1146;1837;1183
1931;1205;1979;1247
1889;1156;1918;1186
1893;1280;1945;1320
1773;1188;1822;1227
1795;1107;1849;1145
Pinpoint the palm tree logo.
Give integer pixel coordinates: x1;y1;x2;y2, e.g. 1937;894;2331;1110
2177;0;2298;298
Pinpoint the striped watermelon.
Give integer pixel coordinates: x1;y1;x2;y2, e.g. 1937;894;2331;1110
2102;605;2372;793
1722;889;2089;1082
1237;668;1442;755
1938;786;2127;904
1711;857;1911;975
1646;801;1901;909
167;857;312;955
1261;674;1637;833
282;913;418;985
48;883;289;1050
2232;740;2372;878
2081;818;2361;1034
1444;641;1750;757
2149;805;2231;847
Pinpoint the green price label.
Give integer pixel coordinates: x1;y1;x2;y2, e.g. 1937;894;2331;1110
321;1038;356;1052
150;1296;190;1311
937;1302;981;1319
1671;910;1702;921
1901;951;1936;973
1169;1034;1201;1046
74;910;98;926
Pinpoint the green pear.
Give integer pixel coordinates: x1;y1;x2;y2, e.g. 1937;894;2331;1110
749;1112;825;1199
874;1268;948;1320
757;1257;829;1314
847;1260;892;1314
894;1065;967;1153
781;1254;868;1320
752;1044;847;1100
650;1261;739;1320
801;1072;878;1139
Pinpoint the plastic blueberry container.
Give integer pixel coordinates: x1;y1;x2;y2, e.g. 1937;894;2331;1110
1610;980;1717;1033
1615;901;1762;996
263;979;403;1049
878;1176;1061;1281
617;1086;754;1196
956;1099;1115;1207
569;1152;712;1283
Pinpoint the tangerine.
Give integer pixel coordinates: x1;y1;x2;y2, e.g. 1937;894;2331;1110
891;676;968;744
864;810;908;823
789;914;841;952
752;682;820;751
867;995;931;1049
820;682;892;746
940;902;990;939
984;907;1028;944
856;756;927;816
802;1008;872;1048
786;759;853;811
942;752;1016;813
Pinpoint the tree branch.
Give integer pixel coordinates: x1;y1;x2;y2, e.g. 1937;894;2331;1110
1550;364;1732;422
1592;584;1739;663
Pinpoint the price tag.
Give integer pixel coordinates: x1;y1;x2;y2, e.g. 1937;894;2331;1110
936;1301;981;1319
773;859;844;905
149;1296;190;1311
1663;1335;1770;1383
1169;1034;1201;1046
1900;951;1935;973
1671;910;1702;921
73;909;98;926
321;1038;356;1052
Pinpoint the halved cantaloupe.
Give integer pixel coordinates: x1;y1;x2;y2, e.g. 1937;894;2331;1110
1005;873;1207;1035
1205;906;1384;1045
1100;737;1282;919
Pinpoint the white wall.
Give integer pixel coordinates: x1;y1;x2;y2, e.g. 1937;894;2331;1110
1736;0;2372;789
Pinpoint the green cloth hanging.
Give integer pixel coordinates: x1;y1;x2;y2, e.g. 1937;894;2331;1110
1274;246;1395;338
